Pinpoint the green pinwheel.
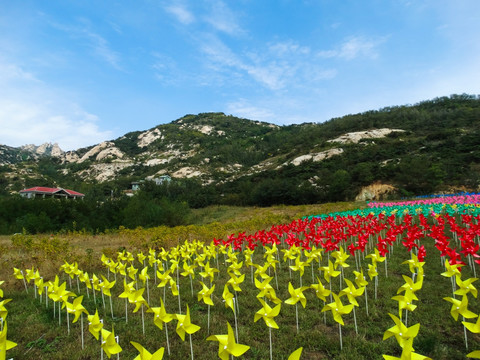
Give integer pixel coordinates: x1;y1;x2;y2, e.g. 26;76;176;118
207;322;250;360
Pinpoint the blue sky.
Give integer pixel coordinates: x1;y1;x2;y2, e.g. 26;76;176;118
1;0;479;150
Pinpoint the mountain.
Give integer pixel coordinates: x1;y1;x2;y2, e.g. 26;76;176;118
1;94;480;204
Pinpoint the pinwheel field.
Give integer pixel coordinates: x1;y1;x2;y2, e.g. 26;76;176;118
2;197;480;359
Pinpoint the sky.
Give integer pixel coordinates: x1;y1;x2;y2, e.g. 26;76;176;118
1;0;480;151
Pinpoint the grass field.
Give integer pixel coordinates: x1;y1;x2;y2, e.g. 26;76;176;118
1;202;479;359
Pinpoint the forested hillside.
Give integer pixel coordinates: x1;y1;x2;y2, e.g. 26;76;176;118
0;94;479;234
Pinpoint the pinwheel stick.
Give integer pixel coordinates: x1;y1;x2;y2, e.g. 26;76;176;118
365;288;369;316
339;323;343;350
165;322;171;355
353;307;358;334
269;326;273;360
295;303;299;333
67;307;70;335
464;316;469;350
207;304;211;334
233;298;239;342
81;313;84;350
141;304;145;335
109;296;114;319
177;285;182;314
189;333;194;360
21;270;28;293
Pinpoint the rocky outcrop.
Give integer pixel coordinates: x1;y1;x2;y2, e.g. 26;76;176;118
78;142;125;163
138;128;162;147
172;167;203;178
21;143;64;157
355;183;397;201
286;148;344;166
328;128;405;144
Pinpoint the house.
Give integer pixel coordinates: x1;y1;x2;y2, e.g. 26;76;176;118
19;186;85;199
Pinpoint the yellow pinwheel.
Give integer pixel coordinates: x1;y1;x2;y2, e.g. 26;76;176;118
0;299;12;321
207;322;250;360
0;322;17;359
321;293;353;326
127;264;138;281
339;279;365;307
173;305;200;341
222;284;235;312
139;266;150;284
12;268;24;280
383;337;432;360
463;314;480;333
311;276;331;302
455;276;478;298
0;281;3;298
441;259;463;278
137;252;147;266
130;288;147;313
366;247;386;266
331;246;350;270
290;256;307;278
397;275;423;295
148;298;173;330
198;281;215;306
402;253;424;275
367;263;378;281
227;261;244;278
285;281;308;333
157;269;172;287
320;260;340;284
181;261;196;279
117;262;127;277
288;347;303;360
391;292;418;318
100;276;116;297
353;269;369;288
254;298;281;329
227;273;245;292
101;326;122;358
199;262;219;283
88;309;103;340
255;276;281;304
131;341;165;360
444;295;477;321
285;282;308;308
383;313;420;349
66;295;88;323
253;262;270;280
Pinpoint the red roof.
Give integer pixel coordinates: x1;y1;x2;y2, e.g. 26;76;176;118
20;187;85;197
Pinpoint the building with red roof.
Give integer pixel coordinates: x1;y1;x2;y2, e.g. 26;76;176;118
19;187;85;199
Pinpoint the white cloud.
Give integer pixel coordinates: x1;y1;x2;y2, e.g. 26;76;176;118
0;61;112;150
49;19;122;70
198;35;336;91
165;3;195;25
227;99;276;122
317;36;386;60
205;0;244;36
